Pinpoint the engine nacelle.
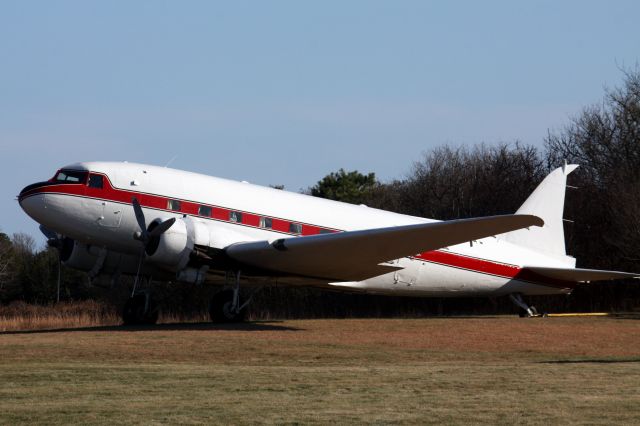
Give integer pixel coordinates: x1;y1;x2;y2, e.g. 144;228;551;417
60;238;95;270
60;239;157;277
144;217;206;271
62;217;210;279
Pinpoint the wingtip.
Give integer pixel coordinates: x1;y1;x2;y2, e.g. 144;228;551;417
519;214;545;228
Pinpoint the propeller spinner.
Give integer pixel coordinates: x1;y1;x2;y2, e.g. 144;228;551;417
131;197;176;249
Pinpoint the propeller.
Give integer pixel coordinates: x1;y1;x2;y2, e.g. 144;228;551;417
131;197;176;249
130;197;176;295
39;225;63;303
40;225;61;246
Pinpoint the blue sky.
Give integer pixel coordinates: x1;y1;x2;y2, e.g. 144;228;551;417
1;0;638;242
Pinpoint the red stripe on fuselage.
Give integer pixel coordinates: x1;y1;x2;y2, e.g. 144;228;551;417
20;174;575;290
20;172;339;237
414;251;575;289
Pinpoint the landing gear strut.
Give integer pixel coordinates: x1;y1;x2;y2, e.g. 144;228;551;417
209;289;247;323
509;293;541;318
122;292;159;325
209;271;257;323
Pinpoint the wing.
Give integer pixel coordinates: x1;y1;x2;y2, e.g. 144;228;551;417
226;214;543;281
522;266;639;283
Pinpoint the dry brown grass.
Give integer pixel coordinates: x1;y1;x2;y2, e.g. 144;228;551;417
0;301;120;332
0;317;639;424
0;301;212;332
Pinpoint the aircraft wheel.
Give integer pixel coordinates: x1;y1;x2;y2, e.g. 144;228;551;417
122;294;159;325
209;289;246;323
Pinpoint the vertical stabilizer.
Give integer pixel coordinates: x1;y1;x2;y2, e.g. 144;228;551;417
503;164;578;262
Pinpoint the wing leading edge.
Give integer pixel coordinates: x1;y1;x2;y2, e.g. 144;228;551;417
225;214;544;281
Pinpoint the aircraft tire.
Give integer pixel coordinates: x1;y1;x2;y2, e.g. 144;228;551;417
122;294;159;325
209;290;247;323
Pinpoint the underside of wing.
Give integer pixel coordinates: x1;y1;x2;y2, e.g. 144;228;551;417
522;266;640;283
225;214;543;281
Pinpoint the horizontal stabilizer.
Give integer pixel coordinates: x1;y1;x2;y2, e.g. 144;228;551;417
226;214;543;282
523;266;639;283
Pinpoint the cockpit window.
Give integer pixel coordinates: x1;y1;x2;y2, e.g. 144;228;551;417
54;170;88;183
88;174;104;189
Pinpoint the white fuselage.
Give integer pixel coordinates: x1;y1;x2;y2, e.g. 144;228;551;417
19;162;575;297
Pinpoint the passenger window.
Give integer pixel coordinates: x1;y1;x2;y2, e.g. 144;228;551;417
88;174;103;189
289;223;303;234
259;217;272;229
167;199;181;211
229;211;242;223
198;205;212;216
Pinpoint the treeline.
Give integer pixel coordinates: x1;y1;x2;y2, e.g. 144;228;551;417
1;69;639;316
0;232;99;304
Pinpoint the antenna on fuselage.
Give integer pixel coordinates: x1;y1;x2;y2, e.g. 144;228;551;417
164;155;178;168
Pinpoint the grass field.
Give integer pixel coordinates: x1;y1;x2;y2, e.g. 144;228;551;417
1;317;639;425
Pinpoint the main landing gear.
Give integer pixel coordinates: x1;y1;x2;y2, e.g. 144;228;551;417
509;293;543;318
122;292;159;325
122;276;158;325
209;271;258;323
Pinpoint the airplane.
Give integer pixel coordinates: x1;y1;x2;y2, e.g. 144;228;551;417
18;161;638;324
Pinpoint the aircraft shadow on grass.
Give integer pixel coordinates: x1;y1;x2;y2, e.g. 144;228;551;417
0;321;302;335
539;358;640;364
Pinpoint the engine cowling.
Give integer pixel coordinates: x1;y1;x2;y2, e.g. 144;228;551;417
60;239;156;277
62;216;210;280
60;238;95;270
144;217;199;271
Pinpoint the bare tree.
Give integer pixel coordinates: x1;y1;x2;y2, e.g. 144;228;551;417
368;143;546;220
546;67;640;270
12;232;36;257
0;233;11;289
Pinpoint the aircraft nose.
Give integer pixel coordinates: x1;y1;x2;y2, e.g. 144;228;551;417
18;181;52;222
19;191;47;222
18;185;30;202
19;182;44;202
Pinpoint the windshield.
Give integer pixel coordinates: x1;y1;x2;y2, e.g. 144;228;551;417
54;170;88;184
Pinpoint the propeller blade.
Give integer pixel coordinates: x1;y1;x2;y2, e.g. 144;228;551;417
131;245;146;297
39;225;59;241
149;217;176;238
131;197;148;239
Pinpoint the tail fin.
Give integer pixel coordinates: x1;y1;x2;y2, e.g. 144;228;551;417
503;164;578;263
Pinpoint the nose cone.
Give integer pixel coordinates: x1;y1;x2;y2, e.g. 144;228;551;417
18;181;56;226
19;184;34;202
19;181;50;203
19;192;48;223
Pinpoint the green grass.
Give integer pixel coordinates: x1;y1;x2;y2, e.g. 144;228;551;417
1;318;639;424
